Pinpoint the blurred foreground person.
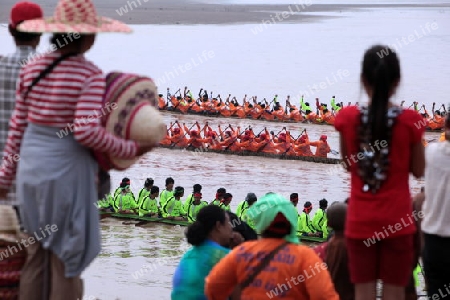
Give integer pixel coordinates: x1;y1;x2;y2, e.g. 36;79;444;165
0;0;157;299
314;201;354;300
171;205;233;300
0;1;42;207
334;45;425;300
205;193;338;300
227;211;258;249
422;106;450;299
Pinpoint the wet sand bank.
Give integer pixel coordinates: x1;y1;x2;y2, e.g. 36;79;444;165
1;0;449;25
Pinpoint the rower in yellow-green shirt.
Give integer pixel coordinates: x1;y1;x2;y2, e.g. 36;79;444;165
241;194;258;230
114;183;138;213
139;186;160;217
183;183;202;213
137;178;153;208
186;192;208;223
312;199;328;238
210;187;226;206
114;177;135;200
236;193;256;218
298;201;319;236
160;177;175;207
162;186;187;221
218;193;232;212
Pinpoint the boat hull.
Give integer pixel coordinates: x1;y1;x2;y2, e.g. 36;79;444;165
100;212;327;243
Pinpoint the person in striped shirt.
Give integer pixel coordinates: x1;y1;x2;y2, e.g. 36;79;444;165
0;0;157;299
0;2;42;208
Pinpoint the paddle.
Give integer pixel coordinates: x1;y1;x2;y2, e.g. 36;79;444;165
135;216;188;227
224;126;249;151
185;122;208;149
170;122;196;148
280;129;306;157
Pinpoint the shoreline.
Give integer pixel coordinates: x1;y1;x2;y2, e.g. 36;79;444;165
1;1;449;25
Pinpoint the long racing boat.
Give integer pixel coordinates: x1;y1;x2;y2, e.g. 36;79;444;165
159;144;342;164
100;212;327;244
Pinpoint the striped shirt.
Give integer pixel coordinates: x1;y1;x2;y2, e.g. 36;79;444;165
0;46;36;204
0;52;138;188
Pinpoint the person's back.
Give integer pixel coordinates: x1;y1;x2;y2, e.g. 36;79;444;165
172;205;233;300
172;240;229;300
334;45;425;300
0;1;42;205
335;100;424;236
206;238;338;300
421;112;450;299
205;193;338;300
314;201;354;300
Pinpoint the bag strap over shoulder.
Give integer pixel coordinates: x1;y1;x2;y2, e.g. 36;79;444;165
239;241;289;291
22;52;78;101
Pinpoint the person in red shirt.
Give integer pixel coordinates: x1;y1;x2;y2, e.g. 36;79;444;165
334;45;425;300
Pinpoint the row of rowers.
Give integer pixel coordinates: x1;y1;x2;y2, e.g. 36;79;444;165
160;92;338;124
159;89;448;130
97;178;330;237
159;121;332;157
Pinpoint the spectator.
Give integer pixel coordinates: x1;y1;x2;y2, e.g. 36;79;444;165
334;45;425;300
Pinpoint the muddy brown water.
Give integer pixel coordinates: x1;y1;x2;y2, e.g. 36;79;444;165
82;112;435;299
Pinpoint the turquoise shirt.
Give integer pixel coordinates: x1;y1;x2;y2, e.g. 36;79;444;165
172;240;230;300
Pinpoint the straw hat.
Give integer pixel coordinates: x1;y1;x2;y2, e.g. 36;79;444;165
16;0;131;33
94;72;166;171
0;205;20;243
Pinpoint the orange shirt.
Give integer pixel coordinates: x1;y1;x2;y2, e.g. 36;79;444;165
205;238;339;300
309;141;331;157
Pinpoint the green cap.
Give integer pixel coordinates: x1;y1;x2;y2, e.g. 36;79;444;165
247;193;299;244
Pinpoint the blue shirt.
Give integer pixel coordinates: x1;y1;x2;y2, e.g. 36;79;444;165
171;240;230;300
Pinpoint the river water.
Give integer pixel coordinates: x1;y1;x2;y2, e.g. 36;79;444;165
0;2;446;299
76;3;448;299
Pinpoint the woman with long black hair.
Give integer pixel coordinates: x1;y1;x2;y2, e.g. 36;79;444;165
334;45;425;300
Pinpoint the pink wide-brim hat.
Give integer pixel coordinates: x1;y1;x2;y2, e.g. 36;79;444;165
94;72;166;171
17;0;131;33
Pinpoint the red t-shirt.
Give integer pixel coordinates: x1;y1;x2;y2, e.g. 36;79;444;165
334;106;424;239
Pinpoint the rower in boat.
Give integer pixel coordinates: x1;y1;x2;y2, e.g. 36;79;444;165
210;188;226;206
219;193;232;211
236;193;256;218
294;133;314;157
187;192;208;223
137;178;153;209
114;183;138;214
114;177;133;198
162;186;187;221
298;201;321;237
139;186;160;217
160;177;174;207
158;94;166;110
183;184;202;212
290;193;299;207
331;96;342;113
310;135;331;158
241;195;257;230
312;199;328;238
